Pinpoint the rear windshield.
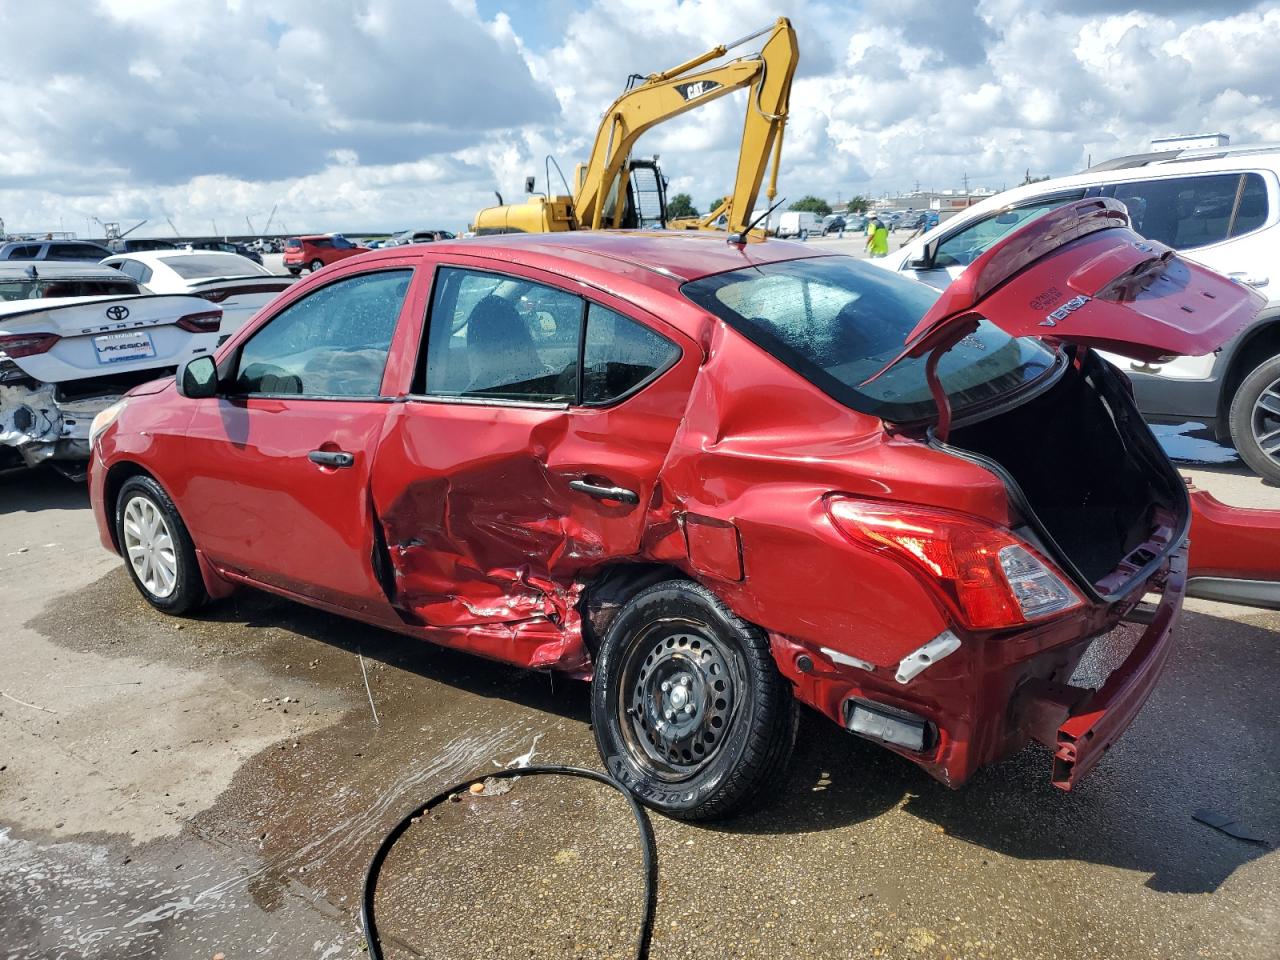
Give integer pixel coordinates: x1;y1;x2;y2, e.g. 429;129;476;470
0;278;139;301
681;257;1056;423
159;254;271;279
285;238;302;250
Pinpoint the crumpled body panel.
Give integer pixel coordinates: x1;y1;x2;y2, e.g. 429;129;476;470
366;310;1015;678
368;337;698;671
0;380;106;464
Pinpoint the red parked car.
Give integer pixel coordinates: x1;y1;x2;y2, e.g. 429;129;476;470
282;234;368;275
88;200;1266;819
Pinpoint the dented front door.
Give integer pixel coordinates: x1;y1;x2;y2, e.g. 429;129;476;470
368;261;697;669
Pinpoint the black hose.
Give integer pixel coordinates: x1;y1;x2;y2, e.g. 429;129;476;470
361;764;658;960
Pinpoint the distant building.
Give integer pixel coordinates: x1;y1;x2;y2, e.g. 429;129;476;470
859;187;999;215
1150;133;1229;152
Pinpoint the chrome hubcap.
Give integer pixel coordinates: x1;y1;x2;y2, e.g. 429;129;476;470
1252;376;1280;464
619;626;740;780
122;495;178;599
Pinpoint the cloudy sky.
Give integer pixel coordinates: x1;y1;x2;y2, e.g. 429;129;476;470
1;0;1278;237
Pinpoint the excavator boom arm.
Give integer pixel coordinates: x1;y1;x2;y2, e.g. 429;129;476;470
573;17;798;233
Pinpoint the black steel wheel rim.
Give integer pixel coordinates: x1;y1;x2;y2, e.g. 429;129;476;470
1251;373;1280;465
616;618;746;782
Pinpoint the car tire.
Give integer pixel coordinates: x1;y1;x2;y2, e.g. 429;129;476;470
591;579;797;821
115;475;208;615
308;259;324;273
288;268;301;276
1229;353;1280;484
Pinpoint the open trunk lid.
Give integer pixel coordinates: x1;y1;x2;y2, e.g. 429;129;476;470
871;198;1265;384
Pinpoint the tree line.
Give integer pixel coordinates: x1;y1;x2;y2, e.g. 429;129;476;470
665;193;871;220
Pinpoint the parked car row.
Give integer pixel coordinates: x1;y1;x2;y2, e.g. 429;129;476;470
0;249;293;474
881;142;1280;483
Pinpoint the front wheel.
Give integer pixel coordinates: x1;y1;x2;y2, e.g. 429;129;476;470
591;580;796;820
1229;353;1280;484
115;475;208;614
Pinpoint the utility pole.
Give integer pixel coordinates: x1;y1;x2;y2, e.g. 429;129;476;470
961;171;970;207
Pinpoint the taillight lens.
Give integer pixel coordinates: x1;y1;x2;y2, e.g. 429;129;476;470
827;497;1084;629
0;332;61;358
175;311;222;333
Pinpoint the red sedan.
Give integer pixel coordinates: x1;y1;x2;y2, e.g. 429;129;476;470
87;200;1264;819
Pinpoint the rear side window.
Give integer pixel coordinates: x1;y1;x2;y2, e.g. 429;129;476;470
1108;173;1269;249
422;267;582;402
50;243;108;261
234;269;411;397
683;257;1055;423
115;259;150;283
581;304;680;405
310;238;334;250
4;244;41;259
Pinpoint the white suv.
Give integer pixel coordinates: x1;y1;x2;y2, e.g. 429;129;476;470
884;144;1280;483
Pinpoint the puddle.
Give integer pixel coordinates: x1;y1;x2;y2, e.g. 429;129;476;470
1151;421;1240;465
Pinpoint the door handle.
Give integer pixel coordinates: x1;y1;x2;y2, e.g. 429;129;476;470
308;449;354;468
569;479;639;504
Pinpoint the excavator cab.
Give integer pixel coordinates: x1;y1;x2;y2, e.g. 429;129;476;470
597;158;668;230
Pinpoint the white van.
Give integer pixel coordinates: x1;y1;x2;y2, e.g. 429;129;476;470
776;211;819;239
881;143;1280;483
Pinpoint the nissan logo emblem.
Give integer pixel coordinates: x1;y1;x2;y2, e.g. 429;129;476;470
106;305;130;321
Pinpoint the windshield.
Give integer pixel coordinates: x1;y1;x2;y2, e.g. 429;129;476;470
681;257;1056;423
160;254;271;279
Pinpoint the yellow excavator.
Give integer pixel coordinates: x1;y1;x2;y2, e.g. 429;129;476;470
471;17;798;236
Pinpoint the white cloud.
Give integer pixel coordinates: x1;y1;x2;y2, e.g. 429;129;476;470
0;0;1276;237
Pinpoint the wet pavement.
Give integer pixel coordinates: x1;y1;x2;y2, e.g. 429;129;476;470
1;462;1278;960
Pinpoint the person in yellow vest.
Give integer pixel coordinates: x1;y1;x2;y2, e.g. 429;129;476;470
865;213;889;258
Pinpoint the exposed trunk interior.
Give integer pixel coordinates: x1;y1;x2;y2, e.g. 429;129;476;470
946;351;1187;590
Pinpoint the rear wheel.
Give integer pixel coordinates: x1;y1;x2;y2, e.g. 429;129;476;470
591;580;796;820
1228;353;1280;484
309;258;324;273
115;475;207;614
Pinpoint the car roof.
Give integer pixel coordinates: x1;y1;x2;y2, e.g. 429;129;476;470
105;249;255;265
0;262;127;279
907;144;1280;243
379;230;834;283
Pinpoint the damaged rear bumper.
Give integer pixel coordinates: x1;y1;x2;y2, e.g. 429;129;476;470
772;549;1187;791
1020;549;1186;790
0;380;113;465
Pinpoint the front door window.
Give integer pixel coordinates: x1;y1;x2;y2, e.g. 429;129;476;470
234;269;411;397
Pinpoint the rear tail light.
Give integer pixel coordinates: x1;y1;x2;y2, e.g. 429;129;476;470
199;290;231;304
827;497;1084;629
175;311;222;333
0;332;61;358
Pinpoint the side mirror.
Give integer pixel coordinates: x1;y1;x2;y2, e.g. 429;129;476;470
177;355;219;399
